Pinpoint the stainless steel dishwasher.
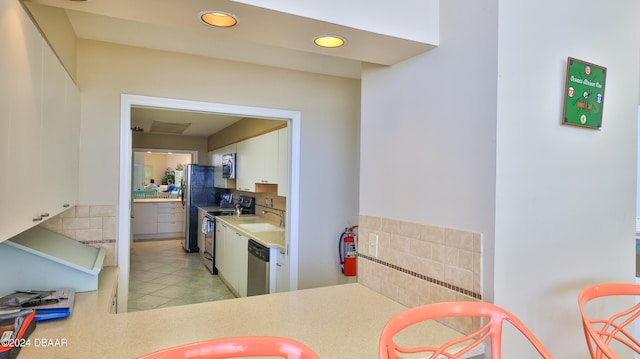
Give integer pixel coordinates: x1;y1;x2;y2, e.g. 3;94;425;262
247;239;270;296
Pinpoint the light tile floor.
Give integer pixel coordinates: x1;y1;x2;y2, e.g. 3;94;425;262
128;239;235;312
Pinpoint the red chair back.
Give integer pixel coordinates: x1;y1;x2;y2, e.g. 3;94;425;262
379;301;554;359
137;336;320;359
578;283;640;359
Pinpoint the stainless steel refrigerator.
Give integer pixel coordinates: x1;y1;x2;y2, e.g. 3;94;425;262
181;164;216;252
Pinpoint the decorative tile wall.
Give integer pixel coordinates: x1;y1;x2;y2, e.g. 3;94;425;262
39;205;117;266
358;215;482;334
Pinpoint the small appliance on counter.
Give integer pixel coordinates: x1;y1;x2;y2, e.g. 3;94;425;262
235;196;255;215
220;193;234;208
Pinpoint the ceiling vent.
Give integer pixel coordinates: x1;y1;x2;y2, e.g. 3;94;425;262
150;120;191;135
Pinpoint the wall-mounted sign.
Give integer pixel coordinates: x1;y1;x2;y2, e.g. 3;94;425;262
562;57;606;129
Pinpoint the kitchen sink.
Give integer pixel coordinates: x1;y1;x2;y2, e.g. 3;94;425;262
235;215;259;220
239;223;284;232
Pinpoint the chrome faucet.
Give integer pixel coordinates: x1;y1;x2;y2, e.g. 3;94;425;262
262;209;285;227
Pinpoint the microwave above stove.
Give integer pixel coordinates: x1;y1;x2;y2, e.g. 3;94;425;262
222;153;236;179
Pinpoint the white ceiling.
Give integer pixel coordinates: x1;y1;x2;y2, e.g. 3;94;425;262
24;0;435;80
22;0;436;136
130;107;247;137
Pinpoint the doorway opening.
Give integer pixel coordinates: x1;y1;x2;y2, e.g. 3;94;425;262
118;94;301;313
133;149;195;194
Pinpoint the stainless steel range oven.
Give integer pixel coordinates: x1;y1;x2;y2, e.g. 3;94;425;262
203;213;215;273
203;196;255;274
203;211;229;274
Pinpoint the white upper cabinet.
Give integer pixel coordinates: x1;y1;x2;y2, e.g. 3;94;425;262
41;45;80;215
236;131;279;192
277;128;288;197
3;5;44;240
236;137;259;192
261;130;279;184
0;2;80;242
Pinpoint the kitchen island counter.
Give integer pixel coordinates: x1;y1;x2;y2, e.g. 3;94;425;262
18;267;475;359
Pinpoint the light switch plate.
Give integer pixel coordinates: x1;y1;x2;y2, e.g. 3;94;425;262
368;233;378;258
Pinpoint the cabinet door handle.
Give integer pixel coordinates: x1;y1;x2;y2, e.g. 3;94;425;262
32;216;43;222
62;203;70;208
40;213;50;217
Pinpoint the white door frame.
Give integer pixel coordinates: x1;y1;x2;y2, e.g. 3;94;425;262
117;94;301;313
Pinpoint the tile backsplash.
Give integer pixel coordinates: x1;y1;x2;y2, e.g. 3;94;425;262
358;215;482;334
39;205;116;266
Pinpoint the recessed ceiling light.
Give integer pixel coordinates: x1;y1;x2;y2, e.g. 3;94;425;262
199;11;238;28
313;35;345;48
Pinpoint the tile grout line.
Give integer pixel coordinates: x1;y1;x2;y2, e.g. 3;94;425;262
128;239;235;311
358;253;482;300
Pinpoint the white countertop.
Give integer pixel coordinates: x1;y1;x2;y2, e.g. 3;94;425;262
215;215;286;249
17;267;470;359
133;198;181;203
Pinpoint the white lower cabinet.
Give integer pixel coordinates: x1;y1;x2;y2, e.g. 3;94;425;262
132;201;184;239
217;222;248;297
215;220;286;296
275;248;289;293
230;231;249;297
214;221;226;274
156;202;184;234
132;203;157;235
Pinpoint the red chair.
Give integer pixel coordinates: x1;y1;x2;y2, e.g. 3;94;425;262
379;301;554;359
578;283;640;359
137;336;320;359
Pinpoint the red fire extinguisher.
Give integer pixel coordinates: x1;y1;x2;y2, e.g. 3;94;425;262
339;225;358;276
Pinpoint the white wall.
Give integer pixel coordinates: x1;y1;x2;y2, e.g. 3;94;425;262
76;40;361;289
361;0;639;358
495;1;639;358
637;108;640;218
233;0;439;44
360;0;499;298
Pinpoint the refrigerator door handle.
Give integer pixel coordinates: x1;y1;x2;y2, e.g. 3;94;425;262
180;179;185;207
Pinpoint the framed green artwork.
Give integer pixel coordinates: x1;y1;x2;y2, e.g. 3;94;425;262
562;57;606;129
